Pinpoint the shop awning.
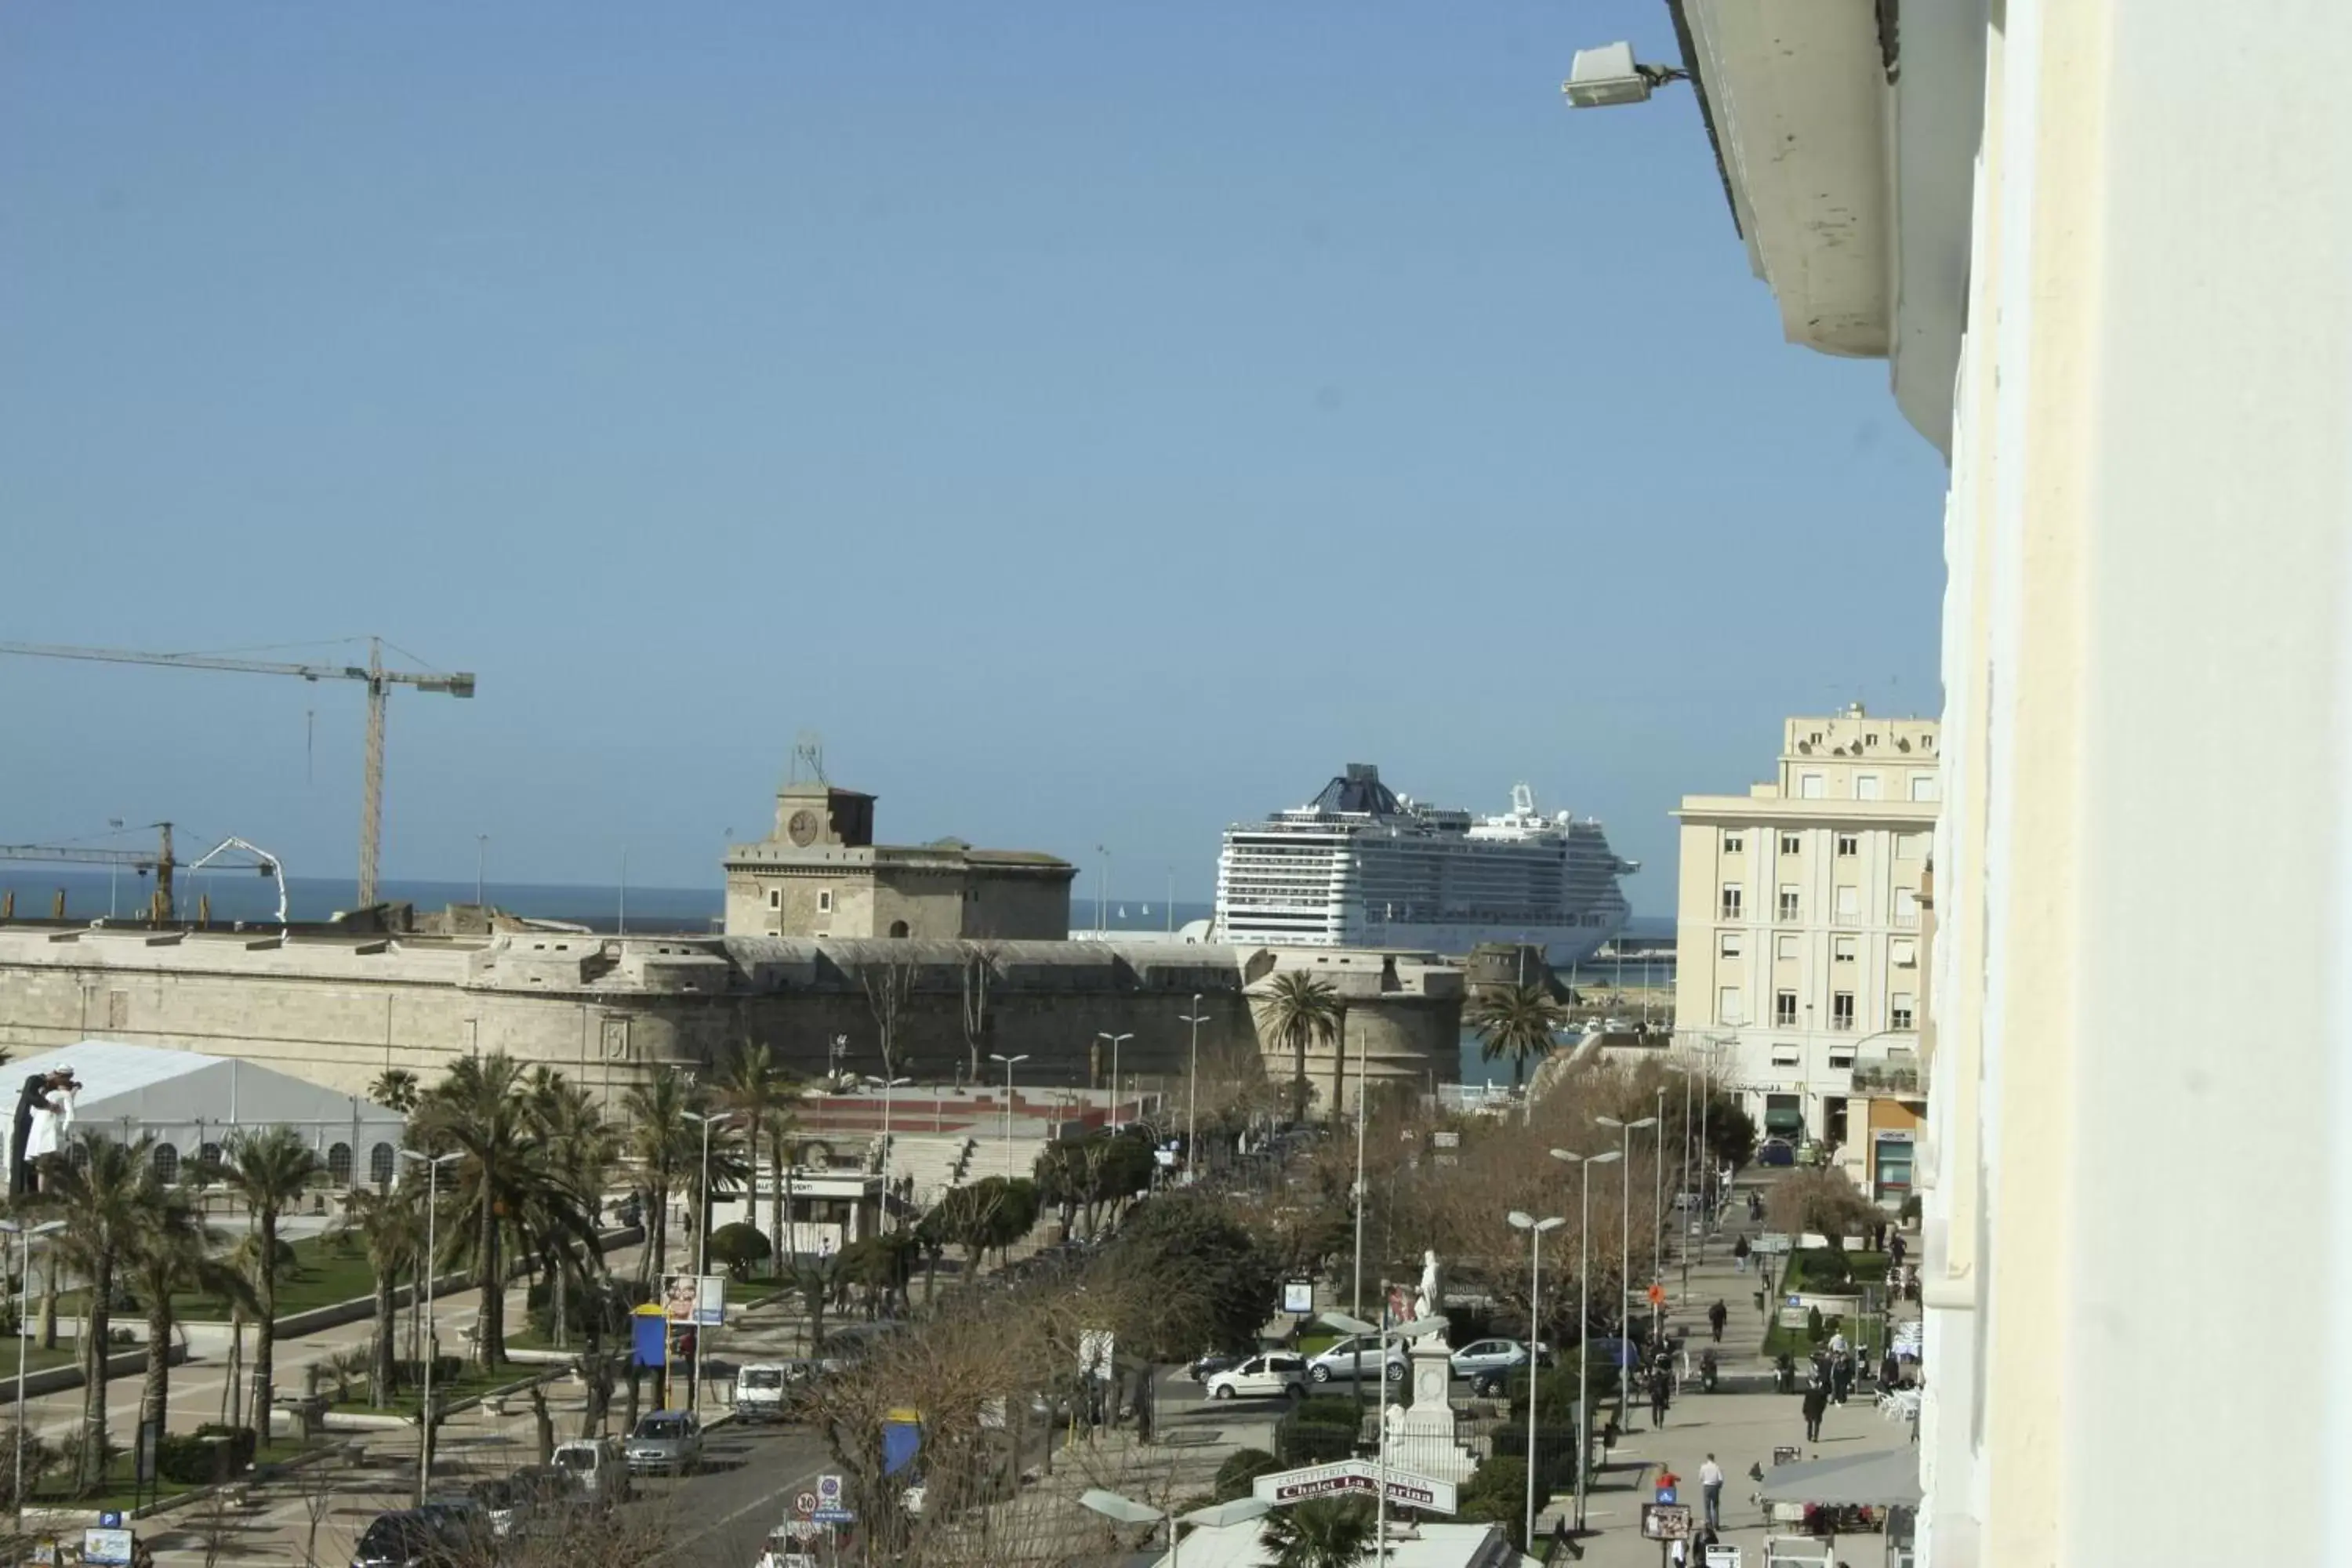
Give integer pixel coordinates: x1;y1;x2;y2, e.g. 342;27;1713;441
1755;1446;1922;1508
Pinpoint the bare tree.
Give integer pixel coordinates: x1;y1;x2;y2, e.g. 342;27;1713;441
862;956;919;1081
959;942;997;1087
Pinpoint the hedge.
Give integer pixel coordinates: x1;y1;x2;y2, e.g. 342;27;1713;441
154;1423;259;1486
1274;1415;1358;1466
1290;1396;1370;1430
1487;1425;1582;1489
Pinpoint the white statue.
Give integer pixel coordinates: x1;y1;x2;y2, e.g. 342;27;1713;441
1413;1249;1444;1331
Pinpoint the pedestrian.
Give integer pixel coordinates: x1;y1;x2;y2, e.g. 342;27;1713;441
1733;1234;1751;1273
1708;1299;1729;1343
1802;1381;1829;1443
1699;1453;1725;1530
1889;1232;1907;1269
1651;1363;1671;1428
1831;1352;1854;1406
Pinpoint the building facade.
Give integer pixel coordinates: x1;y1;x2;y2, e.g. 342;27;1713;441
1672;709;1936;1144
721;779;1073;941
1644;3;2352;1561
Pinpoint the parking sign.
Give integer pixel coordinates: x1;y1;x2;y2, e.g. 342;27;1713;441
818;1474;843;1506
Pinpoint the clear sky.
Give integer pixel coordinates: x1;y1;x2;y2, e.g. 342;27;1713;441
0;2;1945;915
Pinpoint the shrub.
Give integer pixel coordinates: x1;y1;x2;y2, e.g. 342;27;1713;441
1898;1194;1921;1224
1460;1455;1548;1553
1290;1396;1369;1430
0;1429;56;1510
194;1423;258;1472
1214;1449;1281;1503
1274;1414;1357;1465
1487;1425;1582;1489
706;1222;773;1281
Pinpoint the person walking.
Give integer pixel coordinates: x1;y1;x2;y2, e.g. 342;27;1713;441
1699;1454;1725;1530
1651;1359;1672;1428
1708;1299;1729;1343
1802;1379;1829;1443
1733;1234;1751;1273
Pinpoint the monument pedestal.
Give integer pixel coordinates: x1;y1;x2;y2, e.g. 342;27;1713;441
1379;1338;1475;1484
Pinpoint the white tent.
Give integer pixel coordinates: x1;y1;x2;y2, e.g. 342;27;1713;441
13;1040;408;1189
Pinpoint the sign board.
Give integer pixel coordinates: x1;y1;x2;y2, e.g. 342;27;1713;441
1079;1329;1116;1380
81;1529;133;1567
1656;1485;1679;1505
1431;1131;1460;1149
1640;1503;1694;1541
794;1491;818;1519
1647;1282;1667;1308
1704;1547;1742;1568
1283;1279;1315;1314
817;1475;844;1506
662;1272;728;1327
783;1521;821;1542
1750;1232;1794;1255
1773;1446;1802;1468
1777;1305;1813;1328
812;1508;855;1526
97;1515;123;1530
1251;1460;1458;1515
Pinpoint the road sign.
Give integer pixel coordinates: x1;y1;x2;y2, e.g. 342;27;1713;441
1250;1460;1457;1515
82;1529;133;1567
1283;1279;1314;1314
817;1474;843;1505
811;1508;855;1526
96;1514;123;1530
1657;1485;1679;1505
1640;1503;1694;1541
793;1491;818;1519
1647;1282;1667;1307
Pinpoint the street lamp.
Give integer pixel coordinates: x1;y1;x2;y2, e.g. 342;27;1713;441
474;833;488;907
683;1110;742;1412
988;1053;1029;1165
1595;1113;1659;1411
1318;1309;1448;1566
1;1218;61;1527
397;1149;460;1504
858;1076;913;1232
1080;1488;1270;1567
1504;1214;1566;1547
1550;1146;1619;1532
1095;1033;1134;1123
1178;995;1212;1183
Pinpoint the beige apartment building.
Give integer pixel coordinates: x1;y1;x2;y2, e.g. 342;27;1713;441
1673;708;1936;1146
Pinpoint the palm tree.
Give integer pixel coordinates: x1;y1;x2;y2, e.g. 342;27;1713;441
1256;1497;1376;1568
621;1068;699;1283
1468;982;1568;1091
125;1187;251;1443
220;1125;323;1426
714;1040;802;1275
45;1131;154;1494
369;1069;421;1114
1255;971;1342;1122
338;1186;423;1405
412;1053;596;1369
521;1069;619;1351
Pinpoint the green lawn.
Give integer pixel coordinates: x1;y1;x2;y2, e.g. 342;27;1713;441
326;1363;543;1419
0;1341;88;1380
24;1436;312;1515
52;1234;385;1327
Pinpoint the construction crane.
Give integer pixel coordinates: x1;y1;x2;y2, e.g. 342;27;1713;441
0;637;476;907
0;824;283;925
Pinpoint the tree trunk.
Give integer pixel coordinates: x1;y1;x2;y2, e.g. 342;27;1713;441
371;1271;397;1407
38;1252;57;1352
141;1294;172;1448
551;1252;568;1353
769;1132;788;1277
475;1185;502;1369
248;1207;279;1433
78;1259;112;1494
1292;1031;1309;1123
1330;1007;1348;1125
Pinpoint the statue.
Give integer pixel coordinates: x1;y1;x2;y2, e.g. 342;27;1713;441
1413;1250;1445;1333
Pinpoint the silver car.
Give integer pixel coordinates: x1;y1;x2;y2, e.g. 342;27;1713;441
1450;1338;1550;1393
1305;1334;1406;1385
624;1410;704;1476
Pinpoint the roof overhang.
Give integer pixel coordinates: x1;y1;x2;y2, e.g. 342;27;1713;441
1667;0;1984;455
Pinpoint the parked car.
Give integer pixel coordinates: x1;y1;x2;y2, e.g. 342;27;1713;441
1305;1335;1406;1385
1449;1338;1553;1393
1188;1351;1247;1383
1204;1352;1308;1401
349;1510;460;1568
734;1361;804;1424
551;1436;633;1504
1756;1138;1798;1167
415;1497;495;1559
625;1410;705;1475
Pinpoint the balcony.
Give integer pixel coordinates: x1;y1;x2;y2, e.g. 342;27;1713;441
1851;1048;1929;1098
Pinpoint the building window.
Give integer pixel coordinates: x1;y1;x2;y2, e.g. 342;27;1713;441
1835;885;1860;920
328;1142;354;1185
1828;1048;1856;1069
1718;987;1744;1025
1892;993;1916;1030
818;890;833;914
1835;935;1857;964
1722;831;1745;855
1777;886;1800;922
370;1143;396;1187
1832;992;1857;1030
1780;833;1802;856
1720;884;1743;920
1719;931;1742;960
1857;775;1882;800
1799;774;1825;800
1895;887;1920;927
1776;935;1799;961
1775;990;1798;1026
768;888;782;911
888;919;910;938
1770;1045;1802;1069
1910;774;1940;802
1896;832;1927;860
1836;833;1859;858
1892;938;1917;967
151;1143;180;1184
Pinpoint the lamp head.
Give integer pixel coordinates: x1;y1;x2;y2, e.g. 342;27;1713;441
1631;1116;1659;1129
1548;1148;1582;1164
1592;1149;1623;1166
1595;1116;1624;1129
1508;1210;1535;1230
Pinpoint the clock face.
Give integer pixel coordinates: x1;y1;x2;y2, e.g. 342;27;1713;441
787;810;819;847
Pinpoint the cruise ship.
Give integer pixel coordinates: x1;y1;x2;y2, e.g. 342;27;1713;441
1213;764;1637;965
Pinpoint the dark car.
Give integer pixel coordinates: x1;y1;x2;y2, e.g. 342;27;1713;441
1188;1351;1247;1383
350;1511;461;1568
1757;1138;1798;1167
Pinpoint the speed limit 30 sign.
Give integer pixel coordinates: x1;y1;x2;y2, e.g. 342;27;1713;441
793;1491;818;1519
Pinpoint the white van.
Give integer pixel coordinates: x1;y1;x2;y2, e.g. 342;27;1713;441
550;1436;632;1505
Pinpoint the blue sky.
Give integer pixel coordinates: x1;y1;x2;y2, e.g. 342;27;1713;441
0;2;1944;915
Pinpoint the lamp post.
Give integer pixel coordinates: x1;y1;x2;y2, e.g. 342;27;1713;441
1178;996;1211;1183
1595;1115;1658;1397
683;1110;741;1413
1551;1146;1619;1532
1095;1033;1133;1123
1664;1059;1697;1301
1317;1309;1448;1565
1081;1490;1270;1568
397;1149;459;1504
474;833;488;907
988;1053;1029;1166
1351;1020;1370;1323
2;1218;62;1527
859;1077;912;1229
1504;1214;1566;1547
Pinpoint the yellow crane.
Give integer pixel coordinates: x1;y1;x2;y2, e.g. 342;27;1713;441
0;637;476;906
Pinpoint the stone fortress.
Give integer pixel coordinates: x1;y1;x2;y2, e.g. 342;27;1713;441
0;768;1469;1109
